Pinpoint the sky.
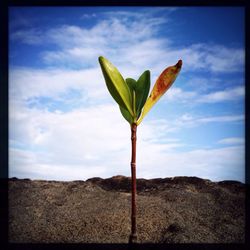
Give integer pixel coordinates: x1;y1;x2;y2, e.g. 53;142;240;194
9;7;245;182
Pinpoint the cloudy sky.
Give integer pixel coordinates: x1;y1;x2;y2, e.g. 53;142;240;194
9;7;245;182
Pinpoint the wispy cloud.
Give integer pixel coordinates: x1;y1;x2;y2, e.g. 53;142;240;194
164;85;244;104
197;86;244;103
9;9;244;74
176;114;244;129
41;14;169;70
80;13;96;19
41;27;244;74
10;28;45;45
139;114;244;136
218;137;245;145
164;87;198;103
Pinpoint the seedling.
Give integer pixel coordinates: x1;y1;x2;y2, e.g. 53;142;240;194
98;56;182;243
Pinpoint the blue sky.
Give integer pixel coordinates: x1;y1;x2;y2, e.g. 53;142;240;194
9;7;245;182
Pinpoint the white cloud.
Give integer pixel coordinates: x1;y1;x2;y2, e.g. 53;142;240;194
198;86;244;103
157;44;244;74
9;126;245;182
102;7;176;20
137;145;244;183
163;85;244;105
9;148;107;180
9;96;245;182
41;16;170;70
41;25;244;74
164;87;197;103
9;9;244;74
9;100;186;181
9;67;108;102
10;66;244;119
138;114;244;136
175;114;244;129
197;115;244;123
9;103;130;179
9;7;245;183
218;137;245;145
205;45;244;73
10;28;44;45
80;13;96;19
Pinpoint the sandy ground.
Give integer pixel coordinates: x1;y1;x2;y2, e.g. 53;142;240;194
8;176;245;243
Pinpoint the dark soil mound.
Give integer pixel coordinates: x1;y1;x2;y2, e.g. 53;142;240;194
8;176;245;243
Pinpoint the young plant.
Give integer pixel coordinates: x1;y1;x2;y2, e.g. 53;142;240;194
98;56;182;243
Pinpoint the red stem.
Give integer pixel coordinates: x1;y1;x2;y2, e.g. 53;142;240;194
129;123;137;243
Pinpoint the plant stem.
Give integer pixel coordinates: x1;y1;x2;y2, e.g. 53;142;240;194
129;123;137;243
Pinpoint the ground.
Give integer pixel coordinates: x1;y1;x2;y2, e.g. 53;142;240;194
8;176;245;243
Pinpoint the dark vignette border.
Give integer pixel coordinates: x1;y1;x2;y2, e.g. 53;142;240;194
1;0;249;249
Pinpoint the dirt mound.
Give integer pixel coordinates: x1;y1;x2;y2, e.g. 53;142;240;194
86;175;213;192
8;176;245;243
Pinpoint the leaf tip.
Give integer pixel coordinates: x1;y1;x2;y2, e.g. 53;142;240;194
98;56;105;63
145;70;150;77
176;59;182;69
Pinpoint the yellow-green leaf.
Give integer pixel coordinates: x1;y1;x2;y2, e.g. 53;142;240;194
98;56;134;116
137;60;182;125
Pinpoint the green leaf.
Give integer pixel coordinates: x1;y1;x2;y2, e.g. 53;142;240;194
119;105;133;124
135;70;150;118
125;78;137;117
98;56;134;116
125;78;137;93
